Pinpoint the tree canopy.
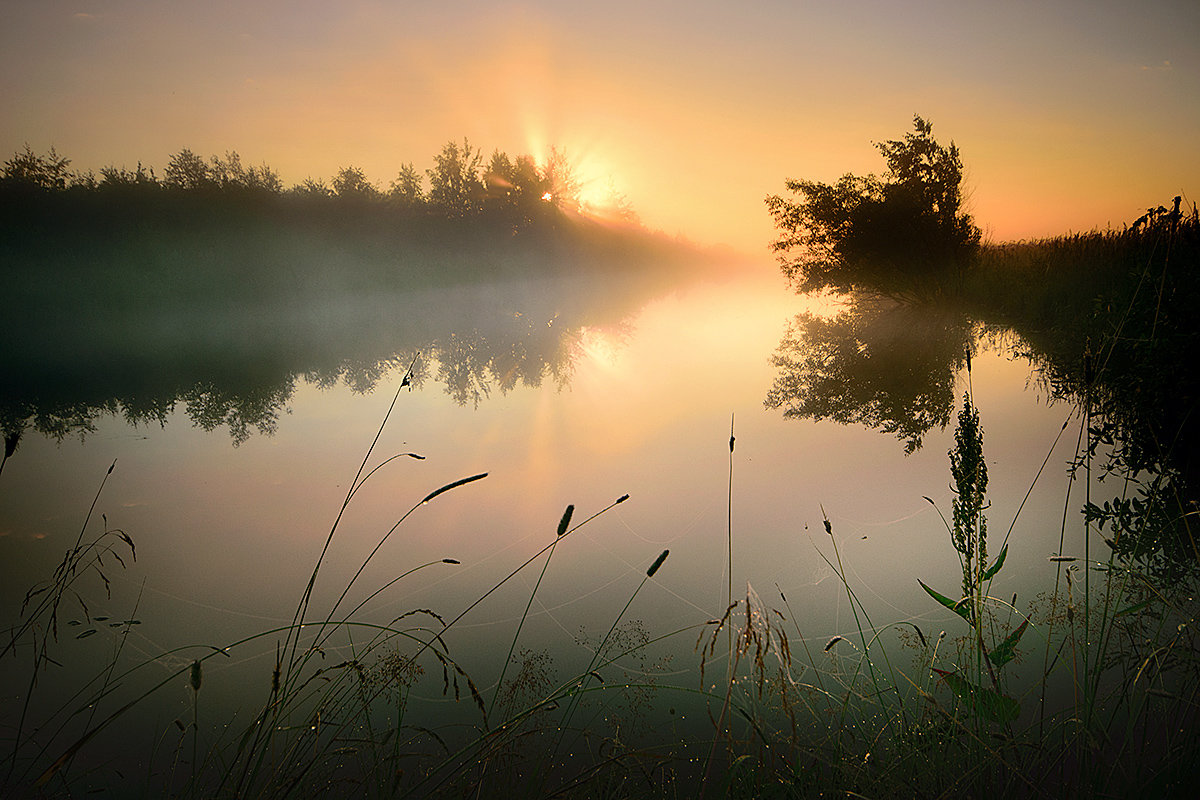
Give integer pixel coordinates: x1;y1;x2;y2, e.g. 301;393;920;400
765;116;980;299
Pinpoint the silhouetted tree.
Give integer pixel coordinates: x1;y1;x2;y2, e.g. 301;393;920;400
99;162;158;189
210;151;282;194
289;177;332;198
542;146;580;211
164;148;213;191
483;149;516;206
766;116;980;298
510;155;547;200
1;144;72;190
388;162;424;206
332;165;379;199
427;138;484;217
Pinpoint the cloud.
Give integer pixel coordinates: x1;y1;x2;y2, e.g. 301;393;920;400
1140;60;1172;71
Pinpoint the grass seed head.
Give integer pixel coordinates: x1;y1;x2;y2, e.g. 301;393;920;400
557;504;575;536
647;549;669;577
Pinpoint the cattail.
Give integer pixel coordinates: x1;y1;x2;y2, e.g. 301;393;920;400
557;504;575;537
616;494;630;504
443;558;460;564
190;659;202;693
646;549;669;577
421;473;488;505
825;635;844;652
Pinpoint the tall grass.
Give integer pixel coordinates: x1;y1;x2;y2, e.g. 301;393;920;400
5;377;1196;797
1;358;683;798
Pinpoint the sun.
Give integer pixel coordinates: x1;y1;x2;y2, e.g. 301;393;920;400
564;152;627;214
528;139;636;223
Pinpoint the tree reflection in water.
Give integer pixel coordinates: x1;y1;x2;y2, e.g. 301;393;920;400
765;295;971;454
0;272;653;447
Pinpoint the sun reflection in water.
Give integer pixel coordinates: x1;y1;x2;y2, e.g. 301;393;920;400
577;325;625;371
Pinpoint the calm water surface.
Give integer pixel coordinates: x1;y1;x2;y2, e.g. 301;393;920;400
1;262;1081;759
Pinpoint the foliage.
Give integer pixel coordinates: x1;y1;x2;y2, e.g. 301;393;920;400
163;147;213;191
98;161;158;191
968;198;1199;577
331;164;379;199
1;144;73;191
427;138;485;216
210;150;283;194
388;162;424;205
765;115;981;299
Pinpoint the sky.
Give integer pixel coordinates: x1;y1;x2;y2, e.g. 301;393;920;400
2;0;1197;253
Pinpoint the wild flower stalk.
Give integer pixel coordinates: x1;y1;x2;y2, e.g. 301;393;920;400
951;396;988;617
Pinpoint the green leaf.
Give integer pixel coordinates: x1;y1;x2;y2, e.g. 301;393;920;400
932;668;1020;724
982;544;1008;581
918;580;973;624
987;617;1029;668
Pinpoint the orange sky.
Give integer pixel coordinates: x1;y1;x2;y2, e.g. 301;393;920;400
3;1;1197;253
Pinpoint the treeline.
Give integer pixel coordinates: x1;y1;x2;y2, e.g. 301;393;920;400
0;135;709;311
0;139;636;230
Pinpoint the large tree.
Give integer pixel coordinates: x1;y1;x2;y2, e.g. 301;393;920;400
765;116;980;299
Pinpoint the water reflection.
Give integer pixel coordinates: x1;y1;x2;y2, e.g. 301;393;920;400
765;296;971;454
765;286;1196;580
0;269;673;446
